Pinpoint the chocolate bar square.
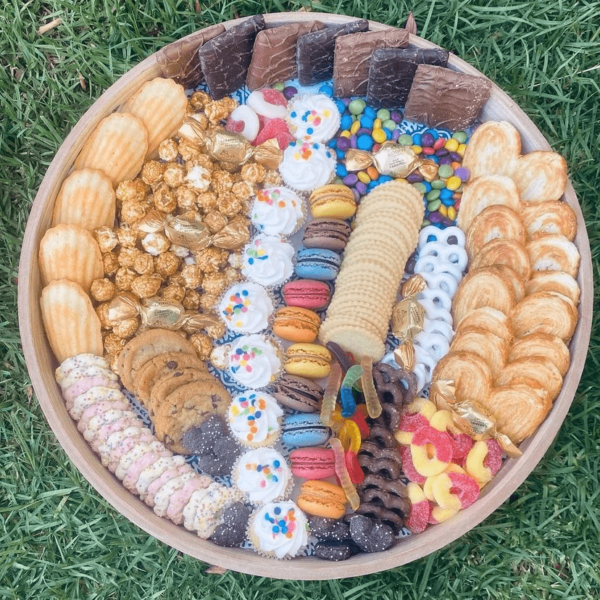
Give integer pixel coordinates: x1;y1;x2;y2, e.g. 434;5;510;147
296;20;369;86
246;21;326;90
366;47;449;108
198;15;265;99
333;29;409;97
156;24;226;89
404;64;492;130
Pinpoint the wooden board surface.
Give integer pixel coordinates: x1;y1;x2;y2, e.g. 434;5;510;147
17;12;593;580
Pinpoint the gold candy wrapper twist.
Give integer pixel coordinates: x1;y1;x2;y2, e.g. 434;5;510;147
345;143;438;180
108;293;221;334
179;117;282;170
137;210;249;251
430;380;522;458
391;274;427;371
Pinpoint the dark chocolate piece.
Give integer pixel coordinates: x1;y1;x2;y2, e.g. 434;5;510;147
309;516;351;542
246;21;325;90
367;46;449;108
198;15;265;99
210;502;252;547
156;24;225;88
315;539;361;561
348;514;395;553
404;64;492;130
333;29;409;97
181;415;227;455
296;20;369;86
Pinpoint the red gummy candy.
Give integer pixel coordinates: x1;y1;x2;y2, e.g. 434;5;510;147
484;439;502;476
411;425;454;464
350;410;370;439
407;499;430;533
225;117;244;134
399;412;429;434
451;433;474;461
344;450;365;485
448;472;480;509
428;500;439;524
261;88;287;107
400;445;426;484
253;118;294;150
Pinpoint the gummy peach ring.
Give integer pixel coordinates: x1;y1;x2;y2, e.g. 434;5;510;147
406;397;437;420
410;426;453;477
394;412;429;446
406;482;430;533
423;462;466;501
465;439;503;484
430;504;460;524
431;471;480;511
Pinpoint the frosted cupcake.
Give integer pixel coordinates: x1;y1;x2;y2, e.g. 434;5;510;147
233;448;291;504
228;334;282;389
228;390;283;448
287;94;341;143
248;500;309;559
251;187;305;237
242;235;294;287
218;282;274;334
279;142;336;192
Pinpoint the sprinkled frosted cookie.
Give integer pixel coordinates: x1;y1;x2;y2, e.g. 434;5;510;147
218;282;274;334
251;186;305;237
242;235;294;287
233;448;291;504
249;500;308;559
228;390;283;448
136;455;186;501
55;353;109;386
67;386;126;420
279;142;336;192
287;94;341;143
228;334;282;389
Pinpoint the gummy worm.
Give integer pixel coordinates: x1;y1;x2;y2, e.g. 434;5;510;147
340;365;361;418
320;362;342;427
330;437;360;510
360;356;382;419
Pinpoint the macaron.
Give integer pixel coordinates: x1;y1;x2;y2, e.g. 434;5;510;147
282;279;331;311
272;374;324;412
295;248;341;281
309;184;357;219
282;413;332;448
290;447;336;479
297;480;347;519
272;306;321;343
303;218;352;252
284;343;332;379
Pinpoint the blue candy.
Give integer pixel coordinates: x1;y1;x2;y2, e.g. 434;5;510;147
440;189;454;200
441;197;455;207
319;84;333;97
360;115;374;129
357;135;374;151
282;413;331;448
336;163;348;177
336;149;346;160
423;182;432;193
341;114;353;130
384;128;392;140
379;175;393;183
327;138;337;148
335;100;346;115
364;106;377;118
412;133;422;146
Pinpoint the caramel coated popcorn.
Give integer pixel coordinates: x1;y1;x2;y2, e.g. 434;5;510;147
196;191;217;213
116;179;147;203
175;186;197;210
211;170;234;195
189;332;212;360
131;273;163;298
263;170;283;186
180;264;202;289
90;278;116;302
195;247;228;273
104;332;127;355
241;162;266;184
96;302;113;329
155;251;180;276
161;283;185;304
94;226;118;253
204;97;237;124
204;210;228;234
120;199;149;225
158;138;179;162
133;252;155;276
113;316;139;339
205;318;226;340
141;232;170;256
118;247;141;269
115;267;137;291
163;163;185;188
116;225;138;248
141;160;165;185
200;293;219;312
102;251;119;276
153;183;177;213
232;181;253;201
202;271;228;296
178;139;201;161
185;165;211;192
189;91;211;111
217;192;245;218
182;289;201;310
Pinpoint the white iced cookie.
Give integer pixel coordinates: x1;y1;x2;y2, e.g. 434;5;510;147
287;94;341;143
228;334;282;389
251;186;304;237
228;390;283;448
55;353;109;386
242;235;294;287
279;141;336;192
218;282;274;334
234;448;290;504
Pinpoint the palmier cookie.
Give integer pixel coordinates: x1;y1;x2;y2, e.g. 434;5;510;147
494;356;563;402
432;351;492;405
466;205;525;260
508;333;570;376
470;239;531;281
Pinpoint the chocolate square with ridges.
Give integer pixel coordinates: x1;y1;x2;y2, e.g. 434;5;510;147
156;24;226;88
333;29;409;97
246;21;326;90
366;47;449;108
404;64;492;130
198;15;265;99
296;20;369;86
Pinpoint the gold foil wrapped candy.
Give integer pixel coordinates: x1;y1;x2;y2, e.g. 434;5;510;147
391;275;426;343
107;293;220;334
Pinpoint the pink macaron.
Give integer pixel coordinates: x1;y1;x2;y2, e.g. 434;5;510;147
290;447;336;479
282;279;332;311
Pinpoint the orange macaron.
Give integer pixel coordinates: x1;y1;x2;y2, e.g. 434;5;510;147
297;480;347;519
272;306;321;343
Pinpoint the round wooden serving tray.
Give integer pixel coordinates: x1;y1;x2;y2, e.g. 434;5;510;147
18;12;593;580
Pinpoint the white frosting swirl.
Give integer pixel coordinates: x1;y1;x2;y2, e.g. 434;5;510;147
228;390;283;446
287;94;341;143
234;449;290;504
242;235;294;287
218;282;274;334
279;142;336;192
251;501;308;559
251;187;304;237
228;334;282;389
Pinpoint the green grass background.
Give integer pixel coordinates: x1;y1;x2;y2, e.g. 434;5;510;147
1;0;599;598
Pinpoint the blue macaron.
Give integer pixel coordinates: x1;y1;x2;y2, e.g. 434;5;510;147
295;248;341;281
282;413;331;448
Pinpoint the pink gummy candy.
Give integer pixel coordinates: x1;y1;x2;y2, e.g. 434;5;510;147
428;501;439;524
448;472;480;509
225;117;245;134
261;88;287;107
400;445;426;484
399;412;429;434
484;439;503;476
451;433;474;461
253;118;294;150
411;425;454;464
407;499;430;533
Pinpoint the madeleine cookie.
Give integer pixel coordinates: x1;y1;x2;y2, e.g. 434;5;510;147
153;379;230;454
471;239;531;281
508;333;570;376
118;329;197;392
465;205;525;260
511;151;568;203
526;234;580;278
525;271;580;305
521;201;577;241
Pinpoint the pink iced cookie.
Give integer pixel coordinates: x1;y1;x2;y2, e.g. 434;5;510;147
144;464;190;508
77;399;130;432
55;354;108;385
107;432;157;472
64;376;120;403
97;426;152;464
166;475;212;524
90;418;143;453
247;89;287;119
137;455;186;500
122;450;172;493
115;441;166;480
82;410;137;443
67;387;126;420
153;470;199;518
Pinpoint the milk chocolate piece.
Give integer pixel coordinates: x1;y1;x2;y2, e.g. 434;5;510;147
333;29;409;97
156;24;226;88
198;15;265;99
296;20;369;86
404;64;492;130
246;21;326;90
367;47;449;108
